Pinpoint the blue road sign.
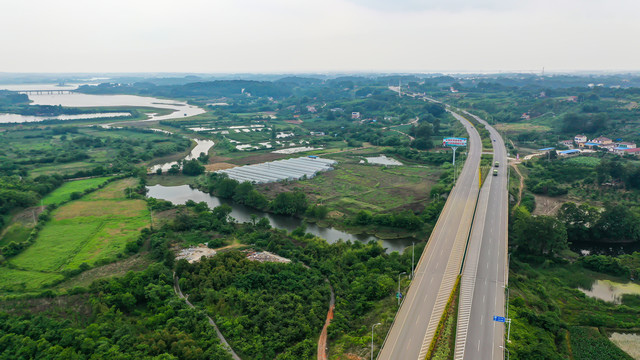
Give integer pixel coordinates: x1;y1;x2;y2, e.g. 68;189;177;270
493;316;506;323
396;292;403;299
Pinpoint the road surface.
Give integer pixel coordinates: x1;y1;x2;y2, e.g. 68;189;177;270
455;112;509;360
377;107;482;360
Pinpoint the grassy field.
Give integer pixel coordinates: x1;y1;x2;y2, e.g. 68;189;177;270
0;223;32;247
41;176;113;205
256;147;443;237
1;178;149;293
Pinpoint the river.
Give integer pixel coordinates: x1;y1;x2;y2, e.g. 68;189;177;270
0;88;205;123
146;184;415;254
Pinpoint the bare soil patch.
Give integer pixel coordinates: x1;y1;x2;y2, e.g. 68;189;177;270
228;153;288;165
205;162;237;171
284;119;303;124
55;253;153;290
532;195;567;216
0;294;92;323
209;155;232;163
11;206;45;225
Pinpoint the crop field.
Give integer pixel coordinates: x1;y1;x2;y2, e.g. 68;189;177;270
41;176;113;205
565;156;601;166
569;326;634;360
1;178;149;292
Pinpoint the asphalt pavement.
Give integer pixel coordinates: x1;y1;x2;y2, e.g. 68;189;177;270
377;109;483;360
456;112;509;360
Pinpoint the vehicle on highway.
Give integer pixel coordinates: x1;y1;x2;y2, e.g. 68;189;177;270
493;169;498;176
494;161;499;167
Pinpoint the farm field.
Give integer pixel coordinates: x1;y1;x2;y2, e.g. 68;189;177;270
41;176;113;205
1;178;149;293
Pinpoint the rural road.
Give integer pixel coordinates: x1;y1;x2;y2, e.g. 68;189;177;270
377;99;483;359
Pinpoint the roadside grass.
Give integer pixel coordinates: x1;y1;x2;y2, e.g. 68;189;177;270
42;176;113;205
427;276;460;360
327;295;401;360
1;179;150;293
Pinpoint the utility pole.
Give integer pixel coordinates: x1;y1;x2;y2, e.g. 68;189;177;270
371;323;381;360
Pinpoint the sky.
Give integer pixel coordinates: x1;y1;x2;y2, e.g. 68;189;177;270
1;0;639;73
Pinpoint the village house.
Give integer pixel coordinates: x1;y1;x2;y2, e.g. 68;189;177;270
351;112;361;119
579;142;600;150
590;136;612;145
616;141;637;149
622;148;640;156
574;134;587;143
558;140;574;148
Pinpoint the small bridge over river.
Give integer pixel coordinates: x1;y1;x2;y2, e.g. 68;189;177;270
17;90;74;95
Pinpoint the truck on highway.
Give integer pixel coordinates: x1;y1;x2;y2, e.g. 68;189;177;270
493;169;498;176
494;161;499;167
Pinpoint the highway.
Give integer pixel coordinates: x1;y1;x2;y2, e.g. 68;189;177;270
377;107;483;360
455;111;509;360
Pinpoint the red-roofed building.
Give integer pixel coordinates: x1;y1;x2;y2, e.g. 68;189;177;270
623;148;640;156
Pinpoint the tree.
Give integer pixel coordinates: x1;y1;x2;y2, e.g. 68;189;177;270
593;204;640;242
515;214;567;255
557;202;598;243
182;159;205;176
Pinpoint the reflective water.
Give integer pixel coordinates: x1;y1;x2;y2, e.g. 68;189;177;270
146;184;415;253
149;139;215;173
28;93;205;122
579;279;640;304
0;112;131;124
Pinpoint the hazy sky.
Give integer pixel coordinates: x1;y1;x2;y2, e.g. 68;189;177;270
1;0;639;73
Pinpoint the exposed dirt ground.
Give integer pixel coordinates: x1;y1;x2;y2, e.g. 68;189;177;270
532;194;567;216
227;153;289;165
204;162;237;171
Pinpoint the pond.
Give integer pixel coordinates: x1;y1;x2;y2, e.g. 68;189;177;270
146;184;415;254
609;332;640;360
578;279;640;304
148;139;215;173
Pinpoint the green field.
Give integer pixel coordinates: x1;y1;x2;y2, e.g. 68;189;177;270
41;176;113;205
565;156;601;166
0;223;32;247
1;178;149;293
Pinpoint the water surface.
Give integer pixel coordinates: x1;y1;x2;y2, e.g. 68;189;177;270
579;279;640;304
146;184;414;253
